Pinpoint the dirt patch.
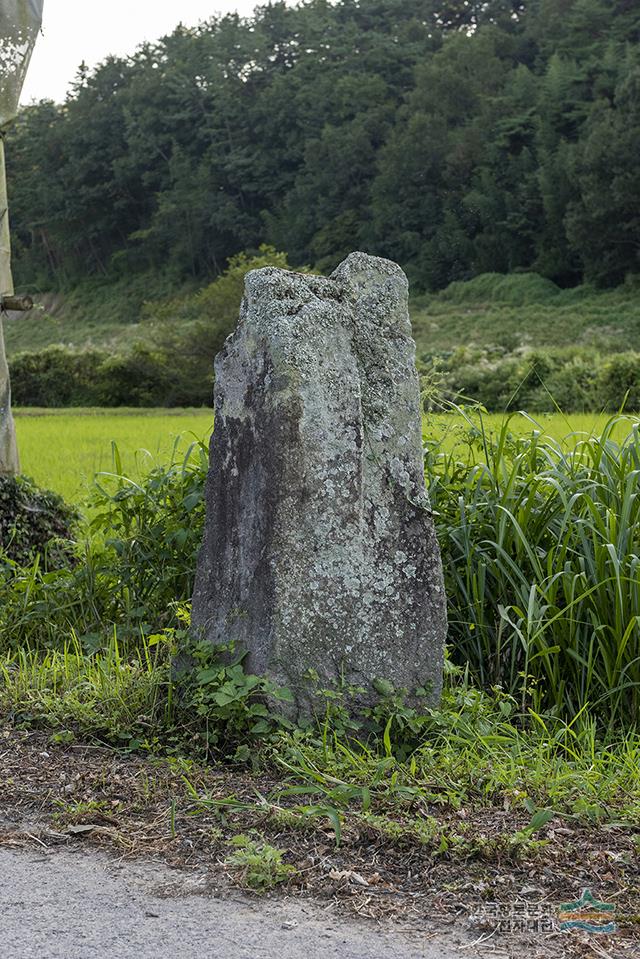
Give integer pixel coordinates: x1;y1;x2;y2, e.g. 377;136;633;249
1;727;637;958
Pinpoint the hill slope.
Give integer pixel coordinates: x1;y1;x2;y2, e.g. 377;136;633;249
6;272;640;360
411;274;640;360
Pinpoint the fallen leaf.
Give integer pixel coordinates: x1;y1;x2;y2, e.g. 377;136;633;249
329;868;369;887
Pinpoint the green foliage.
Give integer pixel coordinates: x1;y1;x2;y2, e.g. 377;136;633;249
427;411;640;725
1;621;639;833
13;266;640;413
436;272;564;307
184;668;640;847
0;634;170;744
3;272;182;356
172;637;294;756
0;474;77;568
0;627;291;757
598;353;640;412
10;345;210;408
427;344;630;412
87;439;208;628
9;348;108;407
4;414;640;730
413;271;640;354
144;246;291;333
225;835;296;890
6;0;640;294
410;271;640;412
140;246;293;404
0;440;208;652
8;247;292;408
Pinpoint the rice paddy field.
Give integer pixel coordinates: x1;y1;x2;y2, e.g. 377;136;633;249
14;408;214;503
13;406;640;504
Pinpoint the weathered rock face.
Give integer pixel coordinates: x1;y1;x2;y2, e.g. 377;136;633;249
192;252;447;713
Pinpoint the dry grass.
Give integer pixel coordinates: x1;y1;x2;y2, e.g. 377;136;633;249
1;728;637;957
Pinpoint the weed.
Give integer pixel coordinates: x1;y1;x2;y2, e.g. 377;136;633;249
52;799;108;825
428;410;640;725
225;834;296;891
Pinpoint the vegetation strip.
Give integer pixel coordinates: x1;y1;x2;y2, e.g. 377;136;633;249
2;412;639;958
1;728;637;958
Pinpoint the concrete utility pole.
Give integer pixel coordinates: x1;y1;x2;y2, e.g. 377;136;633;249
0;0;44;475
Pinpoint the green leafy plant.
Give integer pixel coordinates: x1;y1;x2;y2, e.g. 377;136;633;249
226;834;296;890
0;474;78;568
172;637;295;757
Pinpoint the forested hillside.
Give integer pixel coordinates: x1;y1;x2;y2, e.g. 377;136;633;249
7;0;640;295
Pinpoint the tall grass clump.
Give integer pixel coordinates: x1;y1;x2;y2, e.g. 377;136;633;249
0;633;170;743
427;411;640;727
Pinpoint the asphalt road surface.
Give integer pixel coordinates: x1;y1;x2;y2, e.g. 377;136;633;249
0;846;486;959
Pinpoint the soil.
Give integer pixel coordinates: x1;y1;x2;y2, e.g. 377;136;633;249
1;728;637;959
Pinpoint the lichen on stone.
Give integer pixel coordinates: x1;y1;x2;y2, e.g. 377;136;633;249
192;252;447;715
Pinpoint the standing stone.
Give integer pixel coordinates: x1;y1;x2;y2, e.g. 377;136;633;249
192;252;447;713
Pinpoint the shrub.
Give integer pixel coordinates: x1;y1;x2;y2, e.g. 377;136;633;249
437;272;562;307
94;344;196;407
88;440;209;622
598;353;640;412
10;347;108;406
0;475;78;568
428;346;640;413
0;442;208;653
9;344;210;408
141;246;293;404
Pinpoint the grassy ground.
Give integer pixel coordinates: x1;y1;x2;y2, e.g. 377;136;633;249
3;272;187;356
6;272;640;360
3;405;640;954
14;408;213;502
412;273;640;356
1;656;638;955
14;407;639;503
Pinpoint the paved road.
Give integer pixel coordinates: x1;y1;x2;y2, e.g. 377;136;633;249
0;846;482;959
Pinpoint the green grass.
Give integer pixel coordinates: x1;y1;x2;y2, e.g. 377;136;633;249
7;405;640;727
0;634;170;743
14;408;213;502
412;274;640;356
273;673;640;828
429;410;640;725
425;409;640;454
4;271;191;356
2;633;638;829
3;405;640;876
13;407;638;504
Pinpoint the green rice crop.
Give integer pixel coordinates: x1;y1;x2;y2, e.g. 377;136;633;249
14;407;634;505
14;408;213;502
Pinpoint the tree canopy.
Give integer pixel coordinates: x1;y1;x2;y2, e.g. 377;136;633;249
7;0;640;292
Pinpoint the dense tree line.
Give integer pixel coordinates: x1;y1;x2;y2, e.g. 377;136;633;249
6;0;640;293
